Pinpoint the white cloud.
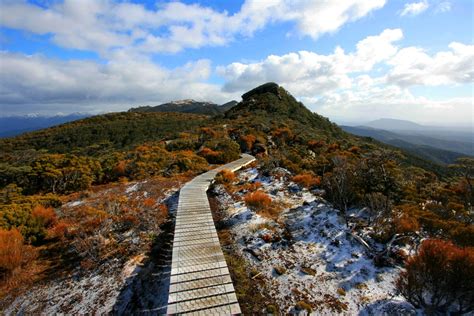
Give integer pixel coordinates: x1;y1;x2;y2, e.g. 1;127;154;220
310;84;472;125
216;30;472;125
218;29;403;93
0;52;234;115
400;1;429;16
0;0;387;56
386;42;474;86
237;0;386;39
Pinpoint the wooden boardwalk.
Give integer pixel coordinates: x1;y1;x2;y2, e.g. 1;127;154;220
166;154;255;315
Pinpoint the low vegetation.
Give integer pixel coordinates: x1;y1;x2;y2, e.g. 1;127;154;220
244;191;272;212
396;239;474;314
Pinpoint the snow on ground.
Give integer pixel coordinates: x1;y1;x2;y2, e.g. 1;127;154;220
218;167;417;315
5;257;144;315
66;200;83;207
2;177;185;315
125;182;140;193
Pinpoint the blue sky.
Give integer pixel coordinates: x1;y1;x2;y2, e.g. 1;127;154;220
0;0;472;126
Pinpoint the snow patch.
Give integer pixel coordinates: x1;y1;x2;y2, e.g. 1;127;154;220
218;167;415;314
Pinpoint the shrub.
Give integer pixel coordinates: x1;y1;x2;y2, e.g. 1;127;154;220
113;160;128;177
246;181;262;192
0;229;37;278
32;205;57;228
0;203;46;243
143;198;156;208
199;147;221;164
272;127;293;142
48;220;70;241
170;151;208;173
244;191;272;211
292;173;321;188
308;140;325;150
215;169;236;184
158;204;168;219
202;139;241;164
240;134;257;152
394;214;420;234
396;239;474;315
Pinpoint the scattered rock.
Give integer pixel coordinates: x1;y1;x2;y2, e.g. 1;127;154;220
273;265;286;276
295;300;313;313
337;288;346;296
266;304;278;314
301;266;317;276
244;247;263;261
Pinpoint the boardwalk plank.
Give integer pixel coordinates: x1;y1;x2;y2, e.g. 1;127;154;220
166;154;255;315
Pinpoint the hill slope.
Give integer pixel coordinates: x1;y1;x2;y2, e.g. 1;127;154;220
0;111;208;155
342;125;470;164
128;99;237;116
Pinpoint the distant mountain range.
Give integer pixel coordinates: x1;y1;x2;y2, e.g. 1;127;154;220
342;119;473;164
0;113;91;138
363;118;426;131
128;99;238;116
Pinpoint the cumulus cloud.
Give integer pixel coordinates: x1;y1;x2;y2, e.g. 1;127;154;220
0;0;386;56
237;0;386;39
218;29;403;94
386;42;474;86
0;52;235;115
217;30;472;125
400;1;429;16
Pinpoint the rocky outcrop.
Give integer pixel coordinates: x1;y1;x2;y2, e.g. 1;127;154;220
241;82;281;101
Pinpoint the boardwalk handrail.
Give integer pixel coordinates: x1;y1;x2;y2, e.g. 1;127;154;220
166;154;256;314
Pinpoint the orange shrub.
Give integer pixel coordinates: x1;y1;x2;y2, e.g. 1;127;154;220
32;205;57;228
394;214;420;234
273;127;293;140
113;160;128;177
48;220;70;241
240;134;257;151
158;204;168;219
215;169;236;184
0;229;36;277
199;147;221;160
308;140;325;150
348;146;361;154
246;181;262;192
397;239;474;314
292;173;321;188
200;127;218;138
143;198;156;208
244;191;272;211
327;143;341;152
